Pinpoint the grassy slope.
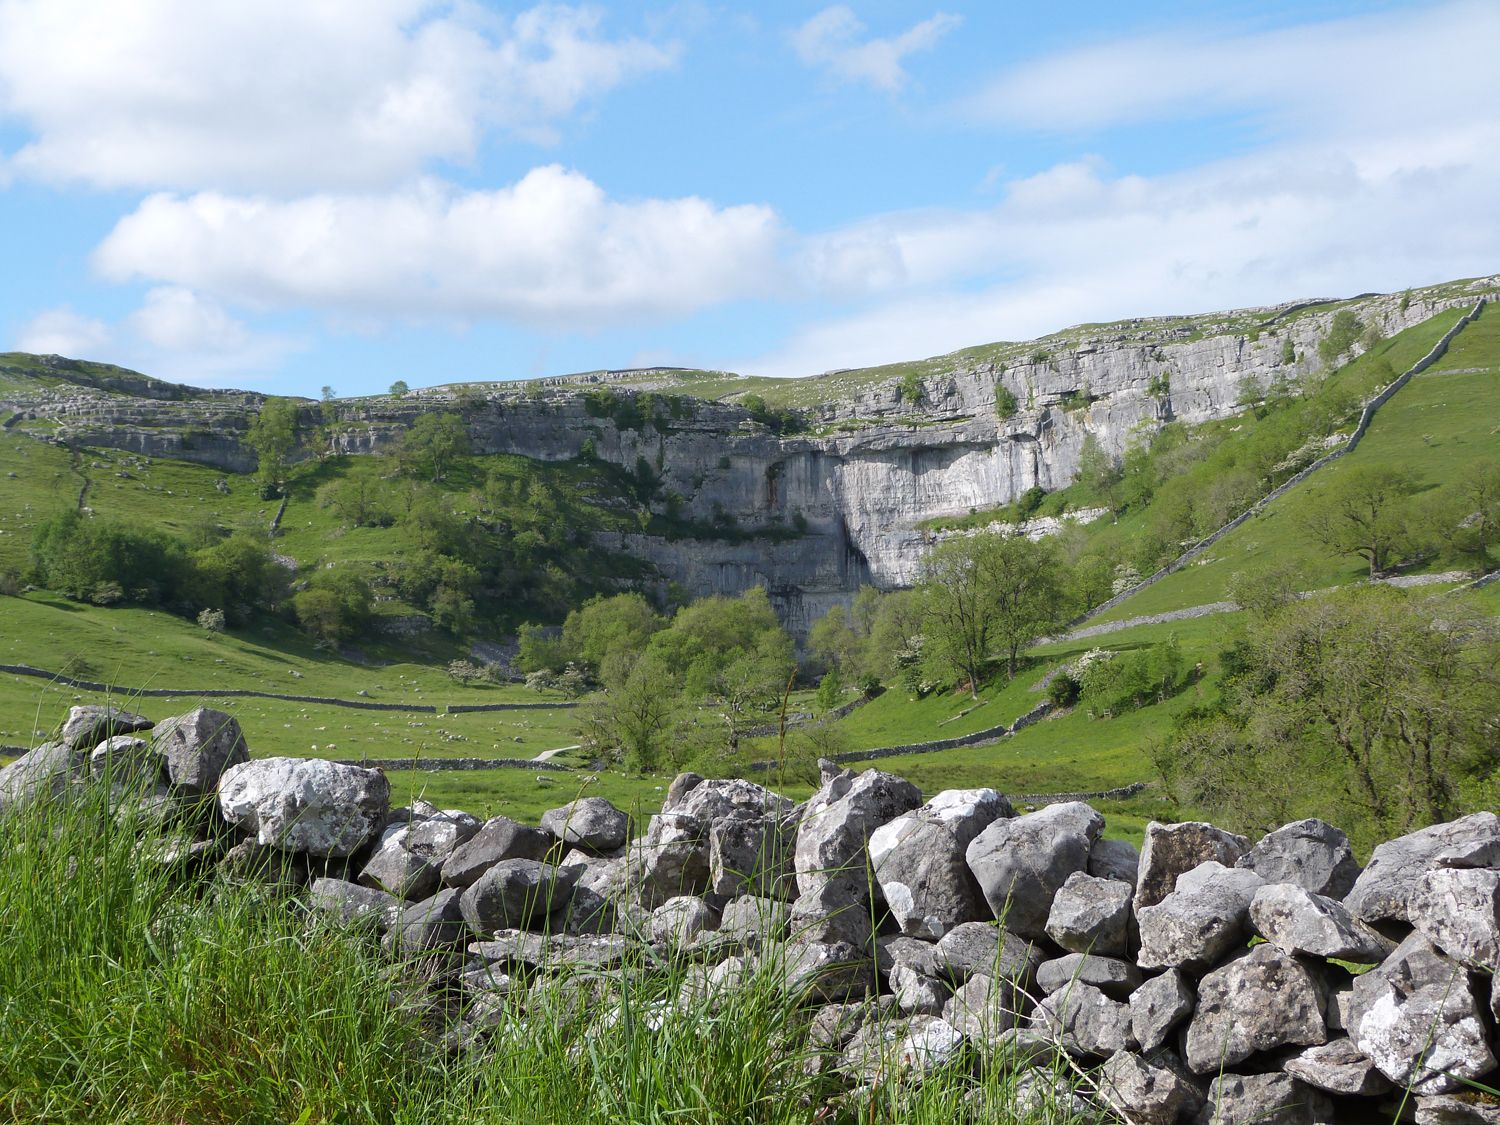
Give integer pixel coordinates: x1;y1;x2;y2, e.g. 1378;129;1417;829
1093;302;1500;621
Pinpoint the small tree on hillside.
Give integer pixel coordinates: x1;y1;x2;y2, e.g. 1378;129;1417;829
246;397;300;494
400;412;470;482
1303;465;1422;578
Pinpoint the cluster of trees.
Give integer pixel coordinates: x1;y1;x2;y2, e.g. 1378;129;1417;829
810;531;1090;701
1156;585;1499;849
518;588;795;773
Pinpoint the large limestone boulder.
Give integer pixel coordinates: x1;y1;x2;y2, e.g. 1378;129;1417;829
1088;836;1141;884
1249;883;1394;962
1348;934;1497;1095
1407;867;1500;970
868;787;1010;939
934;921;1044;986
1136;861;1265;972
1097;1049;1199;1125
1130;968;1194;1053
1135;821;1249;910
218;757;389;857
628;811;713;909
1182;944;1326;1073
1344;812;1500;926
307;876;403;930
1045;870;1134;956
403;809;481;864
359;824;441;901
151;708;249;795
540;797;630;852
1029;981;1136;1057
788;881;874;948
440;815;551;889
1236;818;1360;900
0;741;78;813
459;859;578;936
708;811;796;899
795;768;921;900
1196;1073;1334;1124
964;801;1104;937
1282;1039;1393;1097
1036;953;1141;1001
58;704;152;751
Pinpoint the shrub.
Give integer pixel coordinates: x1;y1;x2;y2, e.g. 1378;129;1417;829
197;607;226;633
994;384;1019;419
1047;672;1081;707
899;371;923;404
447;659;483;684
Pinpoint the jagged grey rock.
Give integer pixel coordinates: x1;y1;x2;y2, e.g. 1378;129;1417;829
676;776;794;822
941;971;1031;1043
772;941;875;1003
89;735;159;788
540;797;630;852
1196;1073;1334;1125
1282;1039;1393;1097
1236;819;1360;900
440;815;551;889
868;787;1010;939
649;895;719;948
889;963;948;1016
1135;821;1250;909
1036;953;1142;1000
459;859;578;936
788;881;874;948
467;931;630;971
359;827;441;901
934;921;1044;987
1407;867;1500;970
1414;1094;1500;1124
1348;934;1497;1095
719;894;789;940
839;1014;964;1083
1098;1049;1198;1125
1249;882;1395;962
59;704;152;751
1131;969;1194;1053
1029;981;1136;1057
1136;861;1265;972
151;708;248;795
875;935;944;980
1045;870;1134;956
964;801;1104;937
629;811;713;908
708;811;795;898
308;876;402;930
1088;835;1141;884
391;887;467;951
0;741;76;813
218;757;389;857
1183;944;1326;1073
404;810;481;863
794;768;921;899
1344;812;1500;925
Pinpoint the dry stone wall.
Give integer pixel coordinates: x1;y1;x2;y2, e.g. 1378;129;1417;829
6;702;1499;1123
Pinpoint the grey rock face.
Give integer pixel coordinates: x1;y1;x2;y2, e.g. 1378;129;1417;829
889;963;948;1016
1344;812;1500;925
649;895;720;948
875;935;944;980
719;894;789;941
0;741;76;813
1407;867;1500;969
391;888;468;951
629;811;713;908
964;801;1104;937
1282;1038;1393;1097
1414;1094;1500;1124
1098;1050;1198;1125
1029;981;1136;1057
788;881;874;948
1183;944;1326;1073
675;776;793;822
1237;818;1360;900
459;859;578;936
1036;953;1142;1000
1196;1073;1334;1125
772;940;876;1003
440;815;551;889
1131;968;1194;1053
1348;934;1497;1095
1135;821;1250;909
218;757;389;857
151;708;249;795
308;877;402;930
540;797;630;852
403;810;481;863
794;768;922;900
359;828;441;901
59;704;152;751
941;972;1029;1043
1046;870;1134;956
89;735;160;789
868;787;1009;939
1136;861;1265;972
935;921;1043;987
1088;836;1141;884
708;811;795;899
1249;882;1395;962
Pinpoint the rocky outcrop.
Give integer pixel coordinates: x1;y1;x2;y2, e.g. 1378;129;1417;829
11;701;1500;1123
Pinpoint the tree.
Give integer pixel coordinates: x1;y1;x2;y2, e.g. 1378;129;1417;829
1435;457;1500;570
987;534;1068;676
1076;433;1119;498
582;649;683;773
1303;465;1421;578
399;412;470;482
918;537;996;698
245;397;300;493
561;593;665;684
318;474;391;528
321;385;336;401
389;380;410;395
292;570;371;647
1317;310;1364;366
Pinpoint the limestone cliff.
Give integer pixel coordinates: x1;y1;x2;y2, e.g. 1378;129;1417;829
4;278;1496;632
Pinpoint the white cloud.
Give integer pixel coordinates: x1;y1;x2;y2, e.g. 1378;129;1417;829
15;307;111;357
960;0;1500;137
0;1;676;191
93;166;785;326
791;5;959;92
127;287;251;354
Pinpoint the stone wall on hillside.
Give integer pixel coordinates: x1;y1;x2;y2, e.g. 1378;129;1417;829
5;702;1499;1123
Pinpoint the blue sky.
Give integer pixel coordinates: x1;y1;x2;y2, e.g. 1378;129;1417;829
1;0;1497;396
